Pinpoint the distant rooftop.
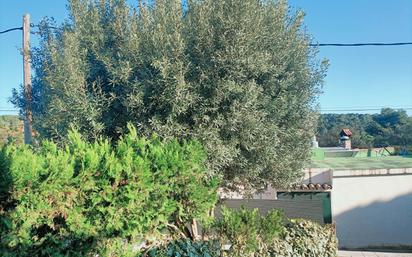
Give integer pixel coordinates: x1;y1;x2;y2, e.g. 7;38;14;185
340;128;352;137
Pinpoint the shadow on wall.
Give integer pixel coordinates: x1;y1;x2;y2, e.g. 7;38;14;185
302;169;332;185
335;191;412;249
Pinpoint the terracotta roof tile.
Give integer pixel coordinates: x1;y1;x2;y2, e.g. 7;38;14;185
340;128;352;137
290;183;332;191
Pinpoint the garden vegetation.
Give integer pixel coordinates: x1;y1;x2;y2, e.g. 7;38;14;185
0;125;218;256
4;0;339;255
208;207;337;257
0;128;337;256
12;0;327;191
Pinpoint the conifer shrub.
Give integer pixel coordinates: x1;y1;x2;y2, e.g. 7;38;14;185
0;125;219;256
210;206;284;257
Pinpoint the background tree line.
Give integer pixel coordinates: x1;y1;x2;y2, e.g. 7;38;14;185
317;108;412;149
0;115;23;145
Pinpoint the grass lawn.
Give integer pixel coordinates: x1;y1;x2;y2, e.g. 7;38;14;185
310;156;412;170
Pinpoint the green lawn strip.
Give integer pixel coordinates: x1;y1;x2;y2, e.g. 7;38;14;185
310;156;412;170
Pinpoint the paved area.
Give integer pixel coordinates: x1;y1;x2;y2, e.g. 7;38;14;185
339;250;412;257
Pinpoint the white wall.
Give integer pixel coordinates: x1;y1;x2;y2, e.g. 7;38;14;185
218;185;277;200
332;171;412;248
303;168;333;184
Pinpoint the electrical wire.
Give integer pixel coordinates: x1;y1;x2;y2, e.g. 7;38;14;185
0;110;19;113
320;107;412;112
2;24;412;47
0;27;22;34
309;42;412;47
31;24;63;31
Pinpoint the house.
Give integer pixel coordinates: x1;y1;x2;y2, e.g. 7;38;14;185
280;129;412;249
220;130;412;249
339;128;352;149
302;130;412;249
304;161;412;249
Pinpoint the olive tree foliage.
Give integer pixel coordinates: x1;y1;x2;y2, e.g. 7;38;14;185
12;0;327;191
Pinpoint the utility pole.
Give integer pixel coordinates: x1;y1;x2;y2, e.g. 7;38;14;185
22;14;32;144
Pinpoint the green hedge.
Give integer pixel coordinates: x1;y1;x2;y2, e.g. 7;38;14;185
324;150;356;158
210;206;284;256
311;149;325;160
0;125;219;256
271;219;338;257
209;207;338;257
0;125;338;256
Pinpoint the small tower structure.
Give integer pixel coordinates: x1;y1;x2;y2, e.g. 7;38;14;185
312;135;319;148
339;128;352;150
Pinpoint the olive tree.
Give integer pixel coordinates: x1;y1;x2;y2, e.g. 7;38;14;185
13;0;328;191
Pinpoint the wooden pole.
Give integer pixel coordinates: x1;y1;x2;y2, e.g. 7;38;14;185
23;14;32;144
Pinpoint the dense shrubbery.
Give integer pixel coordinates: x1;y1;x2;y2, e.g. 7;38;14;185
210;207;284;256
209;207;337;257
0;126;338;256
271;219;338;257
146;240;221;257
0;125;218;256
133;208;337;257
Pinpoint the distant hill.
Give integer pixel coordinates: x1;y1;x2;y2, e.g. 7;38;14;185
317;108;412;149
0;115;23;145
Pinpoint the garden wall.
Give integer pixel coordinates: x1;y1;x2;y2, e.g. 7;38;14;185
332;169;412;248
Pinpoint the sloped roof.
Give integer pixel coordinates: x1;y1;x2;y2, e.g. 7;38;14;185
278;183;332;192
340;128;352;137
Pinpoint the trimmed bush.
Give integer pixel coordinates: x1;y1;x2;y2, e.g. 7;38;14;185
270;219;338;257
210;207;337;257
211;206;284;257
0;124;219;256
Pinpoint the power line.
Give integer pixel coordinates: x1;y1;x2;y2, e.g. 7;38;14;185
321;107;412;112
322;105;412;108
32;24;61;30
30;25;64;35
310;42;412;47
2;24;412;47
0;27;22;34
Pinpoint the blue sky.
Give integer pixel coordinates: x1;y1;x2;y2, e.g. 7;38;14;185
1;0;411;115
